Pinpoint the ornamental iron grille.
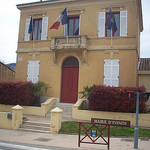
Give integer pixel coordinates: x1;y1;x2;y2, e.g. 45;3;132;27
63;57;79;67
77;122;110;149
77;119;130;149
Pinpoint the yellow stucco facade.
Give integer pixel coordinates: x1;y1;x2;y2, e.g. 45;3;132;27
15;0;143;102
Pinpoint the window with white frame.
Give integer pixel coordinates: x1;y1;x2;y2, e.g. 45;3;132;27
104;59;119;87
98;10;127;37
24;17;48;41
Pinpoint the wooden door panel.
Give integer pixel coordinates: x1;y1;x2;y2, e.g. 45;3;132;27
61;67;79;103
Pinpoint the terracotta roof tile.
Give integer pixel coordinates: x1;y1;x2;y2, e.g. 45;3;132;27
139;58;150;71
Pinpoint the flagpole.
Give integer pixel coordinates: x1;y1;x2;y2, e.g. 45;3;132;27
110;7;113;49
111;28;112;48
32;15;35;60
66;23;68;45
66;7;68;46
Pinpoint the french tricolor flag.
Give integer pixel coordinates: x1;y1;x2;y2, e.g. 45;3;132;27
49;8;67;30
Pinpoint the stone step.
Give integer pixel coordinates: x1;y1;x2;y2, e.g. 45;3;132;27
20;124;50;131
46;102;73;118
18;128;50;133
51;103;73;112
22;121;50;127
19;121;50;133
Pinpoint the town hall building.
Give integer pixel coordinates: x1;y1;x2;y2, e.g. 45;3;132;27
15;0;143;104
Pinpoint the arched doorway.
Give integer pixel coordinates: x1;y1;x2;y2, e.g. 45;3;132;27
61;57;79;103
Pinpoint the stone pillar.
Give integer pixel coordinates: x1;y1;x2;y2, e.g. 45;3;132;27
50;107;63;134
12;105;24;130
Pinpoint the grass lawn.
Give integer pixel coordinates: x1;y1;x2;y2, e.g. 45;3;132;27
60;121;150;137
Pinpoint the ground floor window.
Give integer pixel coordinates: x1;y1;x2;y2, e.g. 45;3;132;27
27;61;40;84
104;59;119;87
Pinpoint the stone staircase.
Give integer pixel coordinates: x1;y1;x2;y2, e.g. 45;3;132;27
18;121;50;133
46;102;73;119
19;102;74;133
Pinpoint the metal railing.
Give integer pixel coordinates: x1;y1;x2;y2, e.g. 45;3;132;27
77;121;110;149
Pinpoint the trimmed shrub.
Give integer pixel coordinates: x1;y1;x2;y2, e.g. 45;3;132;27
0;81;37;106
88;85;147;113
79;84;96;99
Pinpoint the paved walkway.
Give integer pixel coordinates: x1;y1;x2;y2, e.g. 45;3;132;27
0;114;150;150
0;128;149;150
0;103;150;150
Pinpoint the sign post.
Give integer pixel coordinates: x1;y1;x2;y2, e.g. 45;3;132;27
127;90;139;149
134;91;139;149
127;90;150;149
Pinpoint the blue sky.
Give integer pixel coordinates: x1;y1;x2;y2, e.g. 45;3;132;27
0;0;149;63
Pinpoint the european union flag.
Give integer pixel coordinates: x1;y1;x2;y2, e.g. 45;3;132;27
28;16;33;34
61;8;68;25
105;8;117;33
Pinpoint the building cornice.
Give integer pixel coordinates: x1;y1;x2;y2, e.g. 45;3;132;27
17;0;136;9
138;71;150;75
17;0;81;9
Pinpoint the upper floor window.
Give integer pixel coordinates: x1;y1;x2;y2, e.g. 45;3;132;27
68;16;80;36
98;10;127;38
64;16;80;36
33;19;42;40
106;12;120;37
24;17;48;41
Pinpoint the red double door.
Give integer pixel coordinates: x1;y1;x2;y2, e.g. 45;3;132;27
61;57;79;103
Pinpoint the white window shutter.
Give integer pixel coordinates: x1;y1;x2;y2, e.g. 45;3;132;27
33;61;40;84
98;12;105;37
41;17;48;40
24;18;30;41
104;59;119;87
27;61;34;82
112;59;119;87
120;10;127;36
27;61;40;84
104;59;111;86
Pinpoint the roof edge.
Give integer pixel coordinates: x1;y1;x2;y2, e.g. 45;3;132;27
0;62;16;72
16;0;80;9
